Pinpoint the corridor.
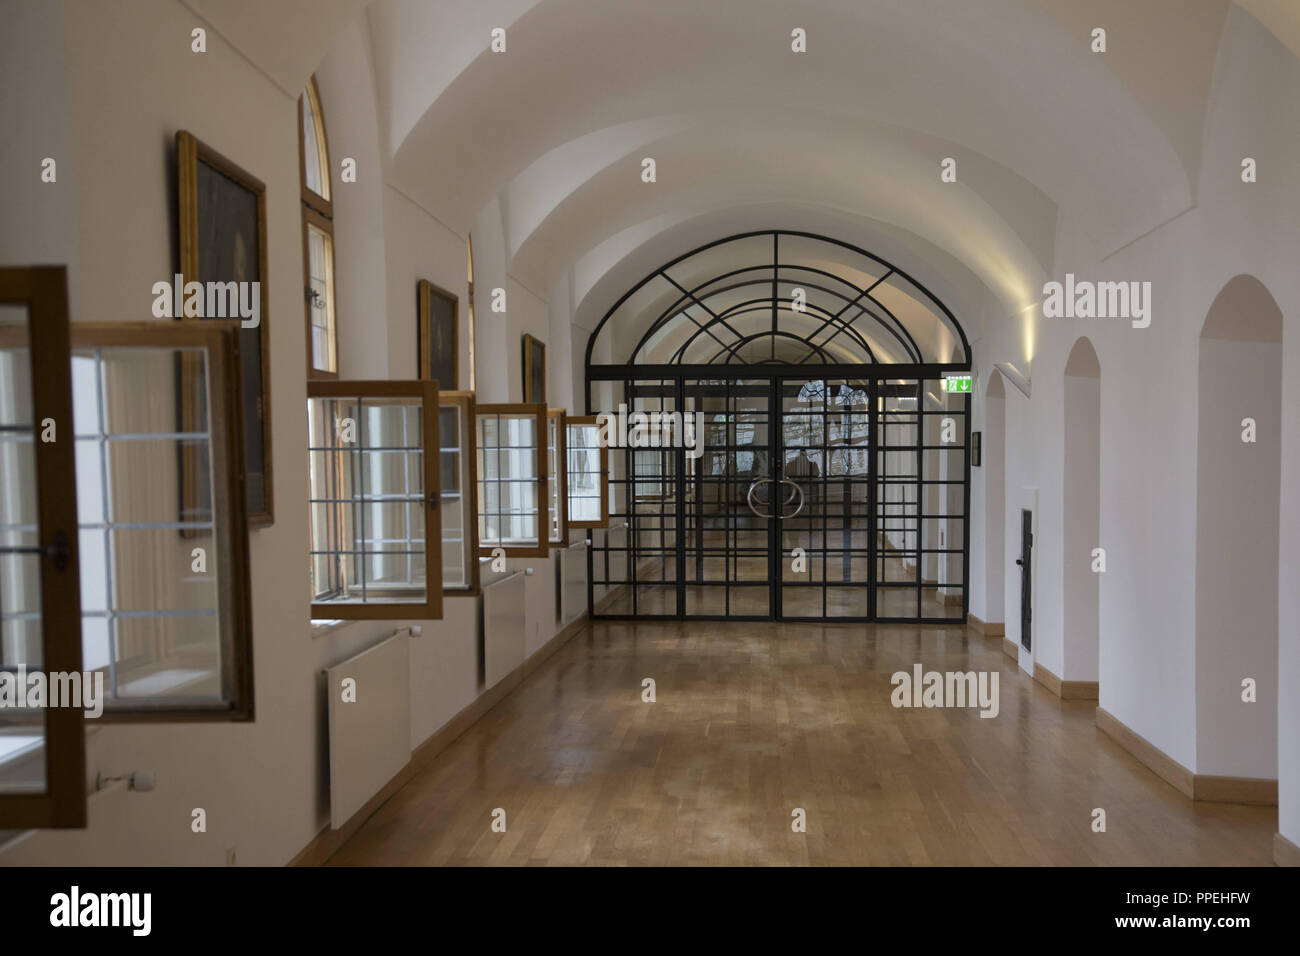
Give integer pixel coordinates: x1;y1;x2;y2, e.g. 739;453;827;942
329;622;1274;866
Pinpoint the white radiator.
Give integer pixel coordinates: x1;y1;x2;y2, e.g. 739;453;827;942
561;539;587;623
326;629;411;829
483;570;526;689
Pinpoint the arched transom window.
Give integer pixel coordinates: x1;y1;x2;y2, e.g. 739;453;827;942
587;231;969;369
299;77;336;377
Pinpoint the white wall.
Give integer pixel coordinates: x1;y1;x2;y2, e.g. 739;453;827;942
0;1;79;289
1281;320;1300;841
978;371;1006;626
1;0;317;865
0;0;576;866
973;8;1300;805
1195;330;1280;779
381;185;466;382
1062;350;1100;683
471;198;509;402
314;18;390;381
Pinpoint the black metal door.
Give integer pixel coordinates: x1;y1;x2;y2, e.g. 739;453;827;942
773;376;874;620
588;370;970;623
1018;508;1033;650
676;375;774;617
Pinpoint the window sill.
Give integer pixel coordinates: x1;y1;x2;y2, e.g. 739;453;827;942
310;619;354;638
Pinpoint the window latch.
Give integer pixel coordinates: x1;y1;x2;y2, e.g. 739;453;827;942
428;492;439;512
0;531;71;571
48;531;71;571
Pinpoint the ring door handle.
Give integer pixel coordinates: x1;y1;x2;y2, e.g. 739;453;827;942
779;479;805;519
746;478;776;519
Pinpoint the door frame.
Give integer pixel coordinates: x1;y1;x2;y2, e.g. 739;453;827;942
585;365;971;624
1014;487;1039;666
1019;507;1033;651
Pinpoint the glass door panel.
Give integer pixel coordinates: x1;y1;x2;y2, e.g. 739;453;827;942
776;378;871;619
683;379;726;616
875;380;921;619
681;377;770;617
629;380;677;615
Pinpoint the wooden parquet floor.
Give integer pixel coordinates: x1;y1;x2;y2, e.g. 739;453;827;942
327;619;1276;866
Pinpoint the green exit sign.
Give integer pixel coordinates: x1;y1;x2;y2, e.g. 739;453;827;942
943;374;972;393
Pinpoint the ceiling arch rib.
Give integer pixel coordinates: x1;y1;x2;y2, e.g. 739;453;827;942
366;0;544;155
587;231;968;370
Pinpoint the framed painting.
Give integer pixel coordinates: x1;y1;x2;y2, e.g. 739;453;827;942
522;333;545;404
176;130;273;528
417;278;457;387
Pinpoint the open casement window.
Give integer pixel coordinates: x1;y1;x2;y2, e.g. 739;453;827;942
565;416;610;529
0;268;85;827
475;404;548;558
547;409;568;546
299;77;337;379
466;238;476;391
72;321;254;722
308;381;443;620
439;391;479;595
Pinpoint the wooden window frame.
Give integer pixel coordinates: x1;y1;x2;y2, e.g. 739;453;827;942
0;266;85;826
299;76;332;216
475;403;548;559
299;76;337;380
302;210;338;380
70;320;255;723
565;415;611;529
439;390;480;596
547;409;568;546
466;237;476;392
308;380;442;621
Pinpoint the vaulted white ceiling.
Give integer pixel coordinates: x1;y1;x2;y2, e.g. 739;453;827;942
187;0;1283;333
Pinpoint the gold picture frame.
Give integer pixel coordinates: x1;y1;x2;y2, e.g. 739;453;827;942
417;278;458;387
522;333;545;404
176;129;273;529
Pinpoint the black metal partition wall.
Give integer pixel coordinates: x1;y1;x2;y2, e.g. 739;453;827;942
583;372;968;622
583;232;971;624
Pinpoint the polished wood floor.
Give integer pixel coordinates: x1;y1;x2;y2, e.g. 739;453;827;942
597;546;958;618
328;619;1276;866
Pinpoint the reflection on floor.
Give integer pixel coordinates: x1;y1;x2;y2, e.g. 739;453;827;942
328;619;1275;866
595;549;959;619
